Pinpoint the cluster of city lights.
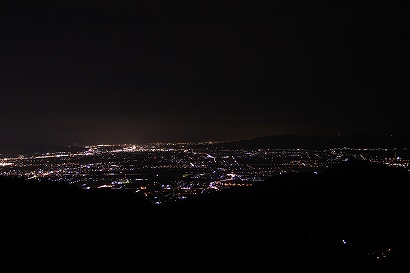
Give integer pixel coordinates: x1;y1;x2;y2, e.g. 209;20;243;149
1;143;409;204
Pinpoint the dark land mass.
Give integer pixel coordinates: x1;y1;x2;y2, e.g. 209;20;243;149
1;159;409;271
0;143;87;156
209;134;410;150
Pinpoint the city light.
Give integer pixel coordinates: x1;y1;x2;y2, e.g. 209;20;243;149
0;143;409;204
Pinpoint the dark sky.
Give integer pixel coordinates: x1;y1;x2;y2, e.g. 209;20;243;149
1;1;409;145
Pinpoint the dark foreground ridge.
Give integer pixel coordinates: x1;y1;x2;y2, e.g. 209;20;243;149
1;159;409;271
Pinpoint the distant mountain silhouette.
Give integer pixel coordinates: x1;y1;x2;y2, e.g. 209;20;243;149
211;134;410;149
1;159;409;271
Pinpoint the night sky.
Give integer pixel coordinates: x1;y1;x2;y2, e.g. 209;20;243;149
1;1;409;146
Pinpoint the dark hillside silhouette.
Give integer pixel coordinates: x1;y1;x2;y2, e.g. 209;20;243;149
212;134;410;149
160;159;410;270
1;159;409;271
